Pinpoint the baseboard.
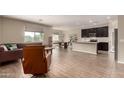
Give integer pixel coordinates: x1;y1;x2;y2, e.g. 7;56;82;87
118;61;124;64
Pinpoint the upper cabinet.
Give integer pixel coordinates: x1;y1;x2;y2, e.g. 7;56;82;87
81;26;108;37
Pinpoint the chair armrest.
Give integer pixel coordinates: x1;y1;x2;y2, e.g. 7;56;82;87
45;52;51;59
45;51;52;68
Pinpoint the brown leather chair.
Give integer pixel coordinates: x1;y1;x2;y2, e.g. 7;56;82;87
22;45;51;77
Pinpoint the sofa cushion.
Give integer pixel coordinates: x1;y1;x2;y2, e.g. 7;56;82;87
9;44;17;50
5;44;12;50
5;43;17;50
0;45;8;51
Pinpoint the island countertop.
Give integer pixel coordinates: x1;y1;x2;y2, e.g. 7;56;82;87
72;42;98;54
74;42;98;44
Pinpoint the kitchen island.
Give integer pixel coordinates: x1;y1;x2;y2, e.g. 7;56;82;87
72;42;98;54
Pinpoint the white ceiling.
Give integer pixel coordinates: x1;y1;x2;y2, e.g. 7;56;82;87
4;15;117;31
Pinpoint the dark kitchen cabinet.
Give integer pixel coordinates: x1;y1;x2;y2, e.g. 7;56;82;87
81;30;85;37
81;29;89;37
85;29;89;37
96;26;108;37
81;29;87;37
97;42;108;51
96;28;101;37
81;26;108;37
99;26;108;37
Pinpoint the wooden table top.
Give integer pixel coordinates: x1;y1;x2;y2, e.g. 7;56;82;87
45;47;54;50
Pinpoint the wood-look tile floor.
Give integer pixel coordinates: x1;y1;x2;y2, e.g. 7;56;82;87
0;47;124;78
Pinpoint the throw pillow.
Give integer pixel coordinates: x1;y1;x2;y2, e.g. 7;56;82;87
0;45;8;51
9;44;17;50
5;44;12;50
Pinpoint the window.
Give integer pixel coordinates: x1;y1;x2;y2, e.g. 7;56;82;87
52;34;59;42
24;32;44;42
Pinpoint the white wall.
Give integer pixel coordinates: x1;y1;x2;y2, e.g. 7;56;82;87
63;31;70;42
2;18;25;43
62;30;79;42
0;17;2;43
0;17;53;44
108;20;118;52
118;16;124;63
52;29;64;42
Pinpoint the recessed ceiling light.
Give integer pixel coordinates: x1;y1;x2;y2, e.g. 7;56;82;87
89;20;93;23
107;16;111;20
